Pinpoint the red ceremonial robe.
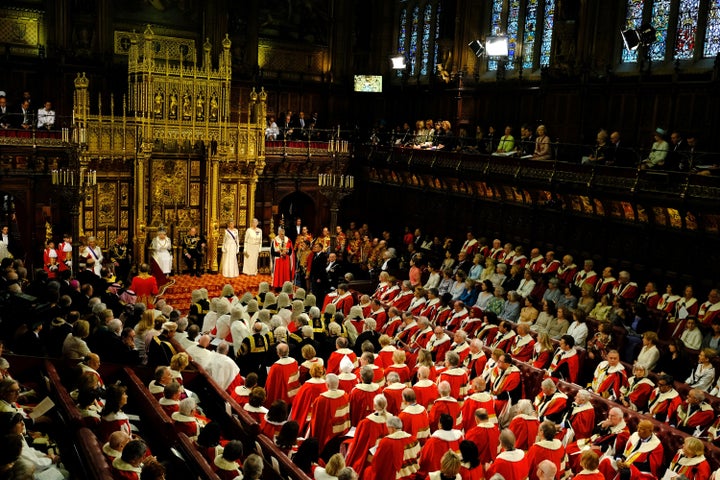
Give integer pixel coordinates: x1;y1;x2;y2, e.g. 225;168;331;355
572;470;606;480
646;387;682;422
486;449;529;480
622;376;654;412
290;378;328;434
345;412;389;478
327;348;358;375
418;429;463;475
271;235;294;288
368;431;421;480
534;391;568;423
428;397;462;431
438;367;469;401
264;357;300;406
413;379;440;409
309;389;351;450
383;383;408;415
667;450;711;480
568;402;595;442
112;457;142;480
398;404;431;443
460;392;496;432
598;432;663;480
349;383;381;426
508;414;540;451
465;421;500;464
527;439;566;480
548;348;580;383
510;334;536;362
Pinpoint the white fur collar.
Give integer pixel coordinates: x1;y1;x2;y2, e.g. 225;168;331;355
497;449;525;462
431;429;463;441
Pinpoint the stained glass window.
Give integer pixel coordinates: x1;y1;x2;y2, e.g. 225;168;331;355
397;5;407;78
540;0;555;66
523;0;539;69
506;0;521;69
649;0;671;61
395;1;441;80
490;0;554;72
488;0;504;71
675;0;699;59
704;0;720;57
420;3;433;75
622;0;645;62
434;2;442;70
409;5;420;75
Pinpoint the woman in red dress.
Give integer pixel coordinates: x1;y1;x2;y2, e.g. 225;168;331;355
129;263;159;308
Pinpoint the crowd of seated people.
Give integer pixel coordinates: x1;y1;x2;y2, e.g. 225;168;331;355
4;222;720;480
0;90;56;132
364;118;718;173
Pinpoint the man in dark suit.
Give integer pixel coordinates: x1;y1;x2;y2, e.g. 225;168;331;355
0;96;10;129
326;252;342;291
607;131;636;167
16;99;33;129
666;130;688;171
308;243;329;304
291;217;303;245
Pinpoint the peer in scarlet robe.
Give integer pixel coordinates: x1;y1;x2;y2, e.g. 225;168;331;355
309;389;350;450
289;377;327;434
345;412;389;477
666;448;712;480
418;428;464;475
428;396;462;431
534;390;568;424
620;375;654;412
674;400;715;434
327;348;357;375
413;379;439;409
489;363;522;415
368;430;421;480
264;356;300;407
645;385;682;422
510;332;536;363
508;414;540;451
598;431;663;480
465;350;488;380
398;403;431;444
460;391;496;432
438;367;469;401
486;448;529;480
349;383;381;426
172;411;201;439
527;438;566;480
547;346;580;384
383;382;407;415
566;401;595;443
566;419;630;474
112;456;142;480
590;359;628;400
465;420;499;464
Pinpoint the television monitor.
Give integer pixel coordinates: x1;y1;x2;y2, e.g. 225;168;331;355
354;75;383;93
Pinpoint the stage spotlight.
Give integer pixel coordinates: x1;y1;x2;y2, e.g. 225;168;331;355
390;54;407;70
468;40;485;58
486;36;509;57
621;29;641;51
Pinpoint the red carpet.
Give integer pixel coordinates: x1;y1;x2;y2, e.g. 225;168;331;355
160;273;273;314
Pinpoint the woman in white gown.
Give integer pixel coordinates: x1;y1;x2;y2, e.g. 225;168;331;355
220;220;240;278
150;228;173;275
242;218;262;276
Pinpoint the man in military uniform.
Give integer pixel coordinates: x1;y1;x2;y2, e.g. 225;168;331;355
108;234;132;285
182;227;206;277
